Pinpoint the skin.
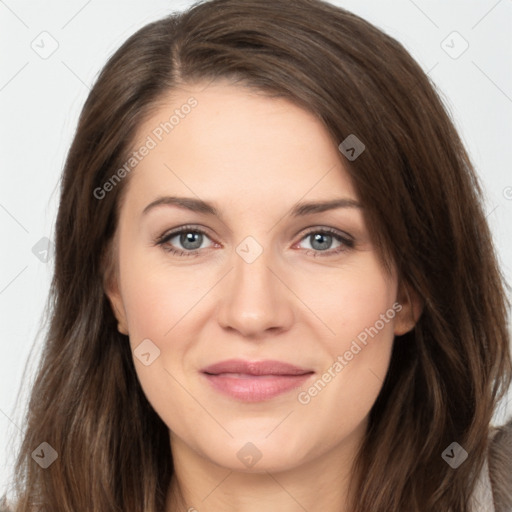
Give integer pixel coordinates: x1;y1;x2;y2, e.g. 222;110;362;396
106;81;422;512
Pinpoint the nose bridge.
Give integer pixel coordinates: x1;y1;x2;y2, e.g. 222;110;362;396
216;238;294;336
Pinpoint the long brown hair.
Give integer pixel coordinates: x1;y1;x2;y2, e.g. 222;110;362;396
6;0;511;510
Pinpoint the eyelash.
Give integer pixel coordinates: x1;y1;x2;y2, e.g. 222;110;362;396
155;225;354;258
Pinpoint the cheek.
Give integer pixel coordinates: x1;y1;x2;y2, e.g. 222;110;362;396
331;265;398;379
123;270;176;341
294;256;397;420
118;262;200;424
118;250;218;395
292;254;398;350
120;248;210;343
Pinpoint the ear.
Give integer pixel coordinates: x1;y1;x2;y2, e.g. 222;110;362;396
105;279;129;336
102;240;129;336
393;280;423;336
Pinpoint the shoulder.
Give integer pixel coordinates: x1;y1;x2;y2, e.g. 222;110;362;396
488;417;512;512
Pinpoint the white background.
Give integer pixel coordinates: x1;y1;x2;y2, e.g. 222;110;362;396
1;0;511;495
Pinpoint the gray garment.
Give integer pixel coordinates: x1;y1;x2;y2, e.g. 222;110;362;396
470;454;496;512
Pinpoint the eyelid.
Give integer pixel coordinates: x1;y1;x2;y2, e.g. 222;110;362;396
156;224;217;244
297;225;354;243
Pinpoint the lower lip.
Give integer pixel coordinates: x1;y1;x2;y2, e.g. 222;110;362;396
202;373;314;402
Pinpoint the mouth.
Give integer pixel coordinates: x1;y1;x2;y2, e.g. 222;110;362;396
201;359;315;402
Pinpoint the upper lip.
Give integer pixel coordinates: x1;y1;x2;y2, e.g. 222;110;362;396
201;359;314;376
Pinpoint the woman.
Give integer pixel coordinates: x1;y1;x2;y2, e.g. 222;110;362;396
2;0;512;510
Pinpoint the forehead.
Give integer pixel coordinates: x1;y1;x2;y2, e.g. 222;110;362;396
125;81;358;213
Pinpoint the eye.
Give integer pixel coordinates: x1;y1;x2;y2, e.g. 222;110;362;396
155;225;354;258
295;227;354;257
156;225;216;257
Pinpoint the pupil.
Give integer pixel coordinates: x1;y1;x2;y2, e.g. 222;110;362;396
181;232;202;250
311;233;331;251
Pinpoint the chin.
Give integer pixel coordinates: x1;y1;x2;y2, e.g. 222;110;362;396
196;433;313;474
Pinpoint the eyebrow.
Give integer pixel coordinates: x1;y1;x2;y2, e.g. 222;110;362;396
142;196;362;218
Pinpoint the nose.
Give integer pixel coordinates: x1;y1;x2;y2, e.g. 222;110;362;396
216;246;295;338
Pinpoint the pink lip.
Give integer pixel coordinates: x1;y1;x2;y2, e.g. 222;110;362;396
201;359;314;402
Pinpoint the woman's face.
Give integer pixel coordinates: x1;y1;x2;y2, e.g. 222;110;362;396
106;81;418;474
